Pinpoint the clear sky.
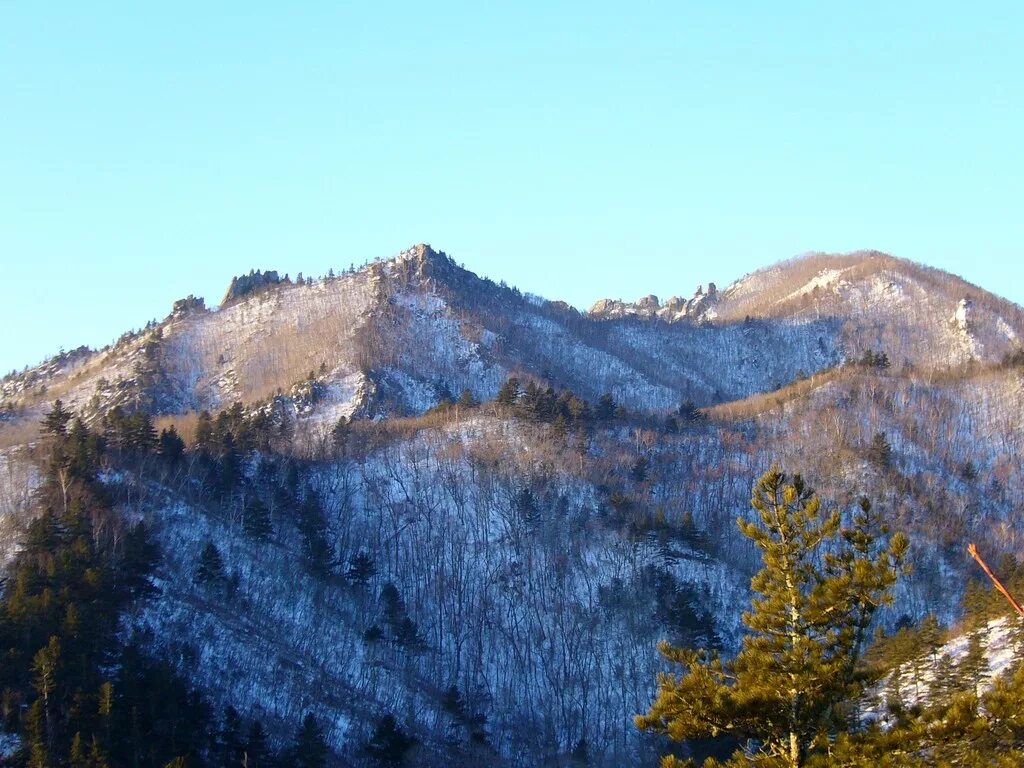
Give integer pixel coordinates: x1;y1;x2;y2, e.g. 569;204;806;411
2;2;1022;374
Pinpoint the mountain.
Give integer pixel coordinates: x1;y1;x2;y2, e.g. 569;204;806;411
590;250;1024;368
1;245;1023;766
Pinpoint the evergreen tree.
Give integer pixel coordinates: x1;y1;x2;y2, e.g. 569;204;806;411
677;400;703;423
364;714;416;767
928;653;957;706
297;492;333;577
595;393;616;421
331;416;349;454
291;713;328;768
630;455;650;483
868;432;893;469
959;631;990;696
636;468;908;768
243;497;273;540
245;720;270;768
158;426;186;464
196;541;226;586
128;412;158;452
346;551;377;585
496;377;520;407
0;413;216;767
42;399;72;437
194;410;215;454
218;706;244;768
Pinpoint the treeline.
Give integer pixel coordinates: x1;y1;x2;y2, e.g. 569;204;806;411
427;375;708;437
0;402;336;767
637;470;1024;767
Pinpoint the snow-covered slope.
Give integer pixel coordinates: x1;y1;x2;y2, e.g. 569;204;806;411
1;245;845;436
589;251;1024;368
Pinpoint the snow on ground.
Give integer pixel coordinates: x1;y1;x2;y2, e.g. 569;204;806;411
863;616;1024;725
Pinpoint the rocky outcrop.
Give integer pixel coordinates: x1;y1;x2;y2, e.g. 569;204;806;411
588;282;719;322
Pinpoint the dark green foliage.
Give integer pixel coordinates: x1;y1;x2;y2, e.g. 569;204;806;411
492;376;593;431
677;400;704;423
331;416;349;453
346;551;377;585
376;584;423;648
290;712;328;768
158;426;186;464
958;631;990;696
868;432;893;468
41;399;72;437
243;497;273;540
495;377;521;407
441;685;466;719
637;468;908;768
630;455;650;483
194;410;215;453
196;541;226;585
0;409;215;767
858;349;891;369
364;714;416;767
217;706;245;767
296;492;333;578
103;406;158;453
513;487;540;527
1000;347;1024;368
245;720;270;768
595;392;616;421
956;554;1024;630
824;661;1024;766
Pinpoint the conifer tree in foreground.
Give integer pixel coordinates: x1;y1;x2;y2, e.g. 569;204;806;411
636;468;908;768
291;712;328;768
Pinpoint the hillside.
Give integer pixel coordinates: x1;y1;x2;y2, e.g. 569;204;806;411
589;250;1024;369
1;245;1023;766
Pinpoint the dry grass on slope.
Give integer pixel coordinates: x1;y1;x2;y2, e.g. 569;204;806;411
705;367;845;422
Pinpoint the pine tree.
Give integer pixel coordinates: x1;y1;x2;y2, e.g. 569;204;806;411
496;377;520;407
245;721;270;768
297;492;333;577
194;410;215;454
331;416;349;454
868;432;893;469
929;653;957;706
218;706;244;767
128;412;158;453
195;541;226;585
364;714;416;767
677;400;703;423
158;426;186;464
630;455;650;483
636;468;908;768
346;551;377;585
291;713;328;768
42;399;73;437
243;497;273;540
595;393;616;421
958;631;989;696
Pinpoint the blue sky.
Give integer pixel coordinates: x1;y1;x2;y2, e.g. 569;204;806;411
2;2;1022;374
